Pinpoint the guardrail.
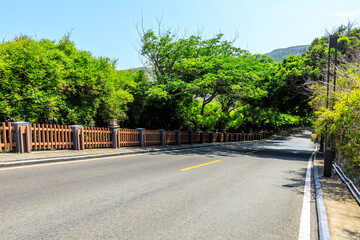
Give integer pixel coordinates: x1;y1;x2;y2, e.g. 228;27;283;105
333;162;360;206
0;121;272;153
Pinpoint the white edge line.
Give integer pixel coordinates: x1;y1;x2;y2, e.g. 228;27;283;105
298;150;313;240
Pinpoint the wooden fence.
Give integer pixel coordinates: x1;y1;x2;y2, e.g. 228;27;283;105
84;127;112;148
31;124;73;150
146;130;161;146
203;132;210;143
211;132;218;143
0;122;15;152
1;121;271;153
116;128;139;147
180;131;189;144
166;131;176;145
193;132;201;143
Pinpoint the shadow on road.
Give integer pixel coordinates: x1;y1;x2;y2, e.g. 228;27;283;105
151;145;312;163
278;169;307;195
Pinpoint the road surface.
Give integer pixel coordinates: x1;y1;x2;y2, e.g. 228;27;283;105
0;130;318;239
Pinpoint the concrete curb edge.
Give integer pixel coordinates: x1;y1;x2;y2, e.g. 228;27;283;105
313;150;331;240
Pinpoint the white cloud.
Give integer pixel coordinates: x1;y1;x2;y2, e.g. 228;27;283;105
330;11;360;18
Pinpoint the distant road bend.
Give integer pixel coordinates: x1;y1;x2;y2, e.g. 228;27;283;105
0;130;318;239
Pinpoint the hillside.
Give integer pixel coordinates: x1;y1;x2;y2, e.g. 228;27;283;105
265;45;309;62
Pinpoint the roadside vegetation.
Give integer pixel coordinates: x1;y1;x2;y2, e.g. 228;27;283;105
0;34;135;126
0;31;313;132
0;23;359;179
308;24;360;182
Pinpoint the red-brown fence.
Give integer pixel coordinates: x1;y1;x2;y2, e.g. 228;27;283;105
231;133;236;142
193;132;201;143
1;121;271;153
116;128;139;147
211;132;218;143
84;127;112;148
226;133;231;142
0;122;15;152
146;130;161;146
166;131;176;145
203;132;210;143
219;133;225;142
180;131;189;144
31;124;73;150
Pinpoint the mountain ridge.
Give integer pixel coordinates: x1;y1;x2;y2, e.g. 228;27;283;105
265;45;309;62
126;45;310;71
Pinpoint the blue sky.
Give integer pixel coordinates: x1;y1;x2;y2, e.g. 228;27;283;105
1;0;360;69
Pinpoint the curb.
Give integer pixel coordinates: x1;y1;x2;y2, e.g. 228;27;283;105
0;141;249;168
313;150;331;240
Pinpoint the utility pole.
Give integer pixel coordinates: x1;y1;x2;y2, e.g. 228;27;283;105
323;34;338;177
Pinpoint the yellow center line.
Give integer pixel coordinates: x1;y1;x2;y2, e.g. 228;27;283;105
246;150;258;154
181;160;221;171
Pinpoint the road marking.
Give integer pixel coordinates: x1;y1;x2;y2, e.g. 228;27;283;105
246;150;258;154
298;151;314;240
181;160;221;171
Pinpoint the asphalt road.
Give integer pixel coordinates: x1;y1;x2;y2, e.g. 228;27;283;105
0;130;318;239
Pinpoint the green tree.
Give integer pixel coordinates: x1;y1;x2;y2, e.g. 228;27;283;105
139;29;280;130
0;35;134;126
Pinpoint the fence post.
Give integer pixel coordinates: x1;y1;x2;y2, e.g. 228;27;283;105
11;122;31;153
175;130;181;145
188;126;193;144
199;131;204;144
209;132;213;143
159;129;166;146
109;127;120;148
138;128;146;147
108;119;120;148
70;125;84;150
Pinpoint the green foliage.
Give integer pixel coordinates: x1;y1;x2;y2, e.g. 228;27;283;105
310;24;360;179
0;36;135;126
137;29;306;131
272;55;320;116
0;28;318;134
314;84;360;178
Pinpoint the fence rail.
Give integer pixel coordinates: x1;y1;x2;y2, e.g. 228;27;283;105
0;121;271;153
